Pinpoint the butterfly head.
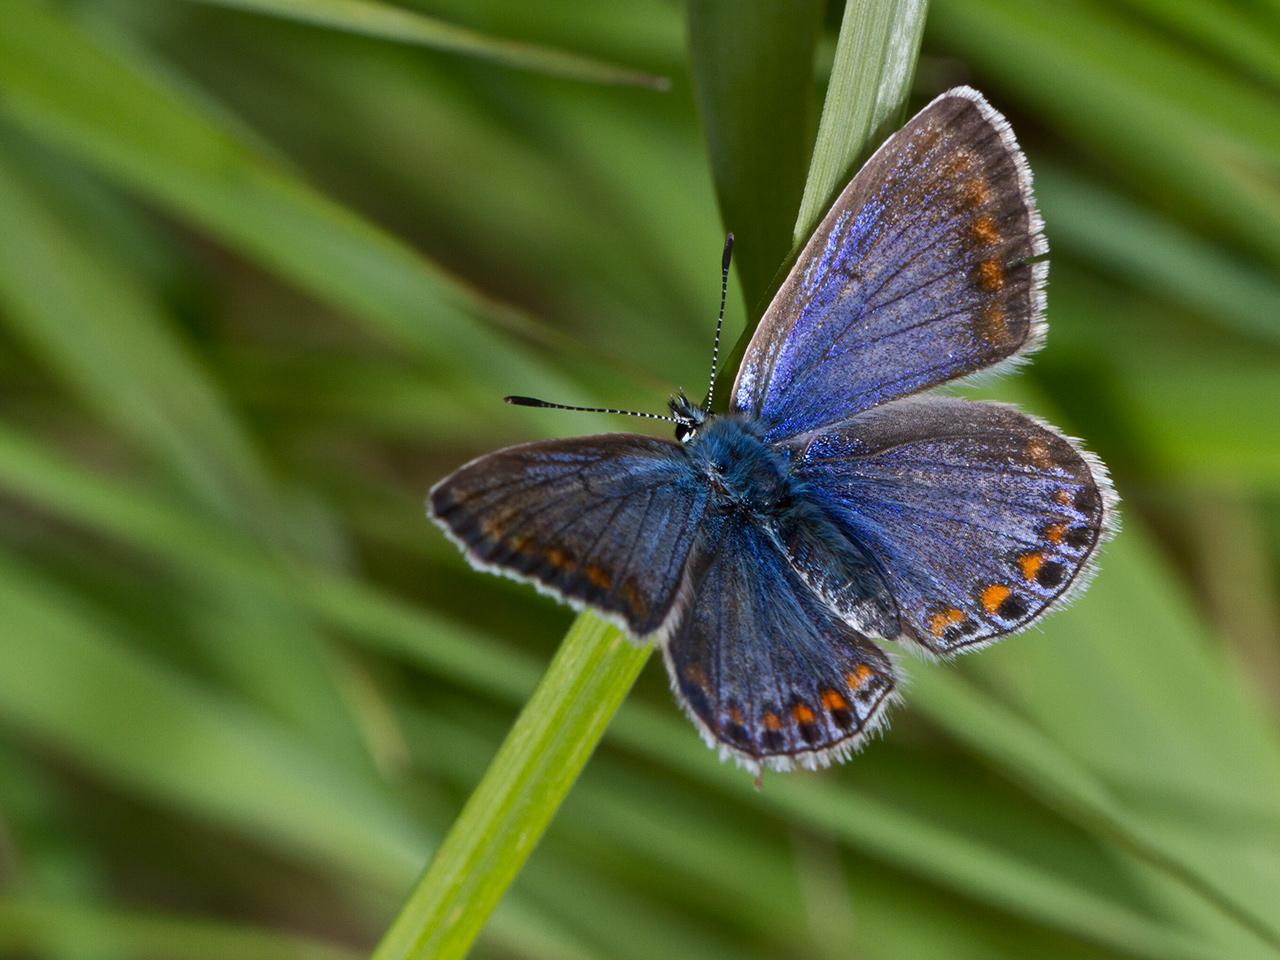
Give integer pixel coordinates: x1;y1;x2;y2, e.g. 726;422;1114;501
669;390;709;444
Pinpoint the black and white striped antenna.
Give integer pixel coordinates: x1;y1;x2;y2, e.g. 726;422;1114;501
503;395;674;422
702;233;734;411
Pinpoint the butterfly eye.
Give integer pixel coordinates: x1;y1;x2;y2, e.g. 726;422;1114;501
674;422;696;444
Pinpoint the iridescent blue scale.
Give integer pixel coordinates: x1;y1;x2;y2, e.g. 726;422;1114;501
429;88;1115;773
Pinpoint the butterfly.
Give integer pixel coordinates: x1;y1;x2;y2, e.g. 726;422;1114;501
429;88;1116;773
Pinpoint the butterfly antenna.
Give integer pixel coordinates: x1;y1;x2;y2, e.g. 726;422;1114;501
504;395;674;422
702;232;734;410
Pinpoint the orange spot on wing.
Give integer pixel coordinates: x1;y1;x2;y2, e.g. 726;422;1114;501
1044;521;1067;545
980;584;1011;613
791;702;816;725
971;215;1000;244
928;607;965;637
1054;489;1073;506
1018;552;1045;582
847;664;875;690
546;547;572;568
763;712;783;731
977;258;1005;291
728;704;744;725
977;304;1009;344
1025;438;1053;469
960;178;989;209
621;580;645;617
821;689;848;711
584;564;611;588
684;663;708;686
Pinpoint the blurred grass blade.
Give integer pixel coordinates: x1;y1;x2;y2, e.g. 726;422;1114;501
0;0;575;404
0;142;262;515
0;898;361;960
179;0;669;88
0;549;427;888
687;0;824;317
1110;0;1280;90
793;0;928;244
370;616;649;960
721;0;928;377
0;137;380;761
927;0;1280;268
911;668;1280;953
1035;161;1280;345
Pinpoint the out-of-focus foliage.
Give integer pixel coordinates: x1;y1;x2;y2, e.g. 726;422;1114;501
0;1;1278;958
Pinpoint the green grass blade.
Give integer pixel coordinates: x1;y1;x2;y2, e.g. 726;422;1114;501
0;549;427;888
719;0;928;378
0;898;361;960
1036;161;1280;345
687;0;824;317
0;143;265;516
370;616;650;960
792;0;929;245
178;0;669;88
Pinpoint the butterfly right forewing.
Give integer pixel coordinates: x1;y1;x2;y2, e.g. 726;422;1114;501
429;434;707;637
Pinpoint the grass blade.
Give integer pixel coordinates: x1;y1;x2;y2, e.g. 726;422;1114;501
0;0;574;404
370;616;650;960
178;0;669;88
792;0;929;244
687;0;824;316
0;898;361;960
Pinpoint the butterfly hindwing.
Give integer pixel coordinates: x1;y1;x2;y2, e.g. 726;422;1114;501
789;397;1114;655
733;87;1047;442
429;435;706;636
664;510;897;772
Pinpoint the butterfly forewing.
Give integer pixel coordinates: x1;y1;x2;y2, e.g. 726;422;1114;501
429;434;704;636
789;397;1115;655
733;88;1047;442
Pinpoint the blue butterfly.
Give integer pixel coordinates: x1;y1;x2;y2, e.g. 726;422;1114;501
429;88;1116;773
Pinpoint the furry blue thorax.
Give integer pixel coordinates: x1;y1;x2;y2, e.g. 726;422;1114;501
684;415;795;513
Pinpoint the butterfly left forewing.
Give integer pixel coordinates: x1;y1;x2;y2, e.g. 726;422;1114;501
789;397;1115;655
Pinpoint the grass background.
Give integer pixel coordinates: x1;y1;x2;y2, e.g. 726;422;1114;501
1;1;1279;958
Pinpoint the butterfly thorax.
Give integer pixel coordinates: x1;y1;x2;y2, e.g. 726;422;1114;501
686;415;796;514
